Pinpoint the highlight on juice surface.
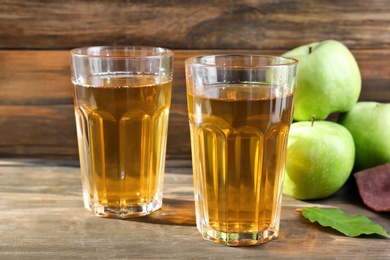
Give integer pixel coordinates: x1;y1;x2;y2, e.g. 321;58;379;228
70;46;174;219
185;54;298;246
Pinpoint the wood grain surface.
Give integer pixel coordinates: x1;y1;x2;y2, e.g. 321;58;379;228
1;49;389;160
0;161;389;259
1;0;390;160
1;0;390;50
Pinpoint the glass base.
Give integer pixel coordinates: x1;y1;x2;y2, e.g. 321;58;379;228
84;200;162;219
200;227;278;246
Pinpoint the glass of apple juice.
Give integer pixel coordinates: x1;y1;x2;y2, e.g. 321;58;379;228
185;54;298;246
70;46;174;218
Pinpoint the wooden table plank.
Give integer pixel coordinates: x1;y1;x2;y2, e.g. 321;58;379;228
0;161;389;259
1;0;390;50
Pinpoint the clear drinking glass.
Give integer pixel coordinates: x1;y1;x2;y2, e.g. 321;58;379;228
185;54;298;246
70;46;174;218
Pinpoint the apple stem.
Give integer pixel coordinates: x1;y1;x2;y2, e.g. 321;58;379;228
311;115;316;127
309;46;312;54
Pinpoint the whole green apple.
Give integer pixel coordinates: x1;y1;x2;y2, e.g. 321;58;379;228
283;120;355;200
283;40;361;121
338;102;390;171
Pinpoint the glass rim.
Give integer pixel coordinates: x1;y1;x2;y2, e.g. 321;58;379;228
70;45;174;58
185;54;298;68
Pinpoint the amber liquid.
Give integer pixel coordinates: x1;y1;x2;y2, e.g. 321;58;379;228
188;84;294;245
73;74;171;218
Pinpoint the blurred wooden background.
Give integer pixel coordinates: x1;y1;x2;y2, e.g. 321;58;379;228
0;0;389;161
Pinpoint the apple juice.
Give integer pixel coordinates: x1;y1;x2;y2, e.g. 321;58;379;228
73;73;171;218
187;83;294;245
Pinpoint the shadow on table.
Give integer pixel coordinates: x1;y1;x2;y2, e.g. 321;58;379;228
128;198;196;226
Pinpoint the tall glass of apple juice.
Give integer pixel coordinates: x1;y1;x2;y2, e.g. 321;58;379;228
70;46;173;218
185;55;298;246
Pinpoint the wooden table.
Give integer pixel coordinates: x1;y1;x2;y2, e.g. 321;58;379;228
0;160;389;259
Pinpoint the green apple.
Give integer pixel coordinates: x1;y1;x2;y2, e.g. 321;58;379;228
338;102;390;171
283;40;361;121
283;120;355;200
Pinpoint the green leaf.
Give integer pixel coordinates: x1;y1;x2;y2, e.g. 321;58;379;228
302;206;390;238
